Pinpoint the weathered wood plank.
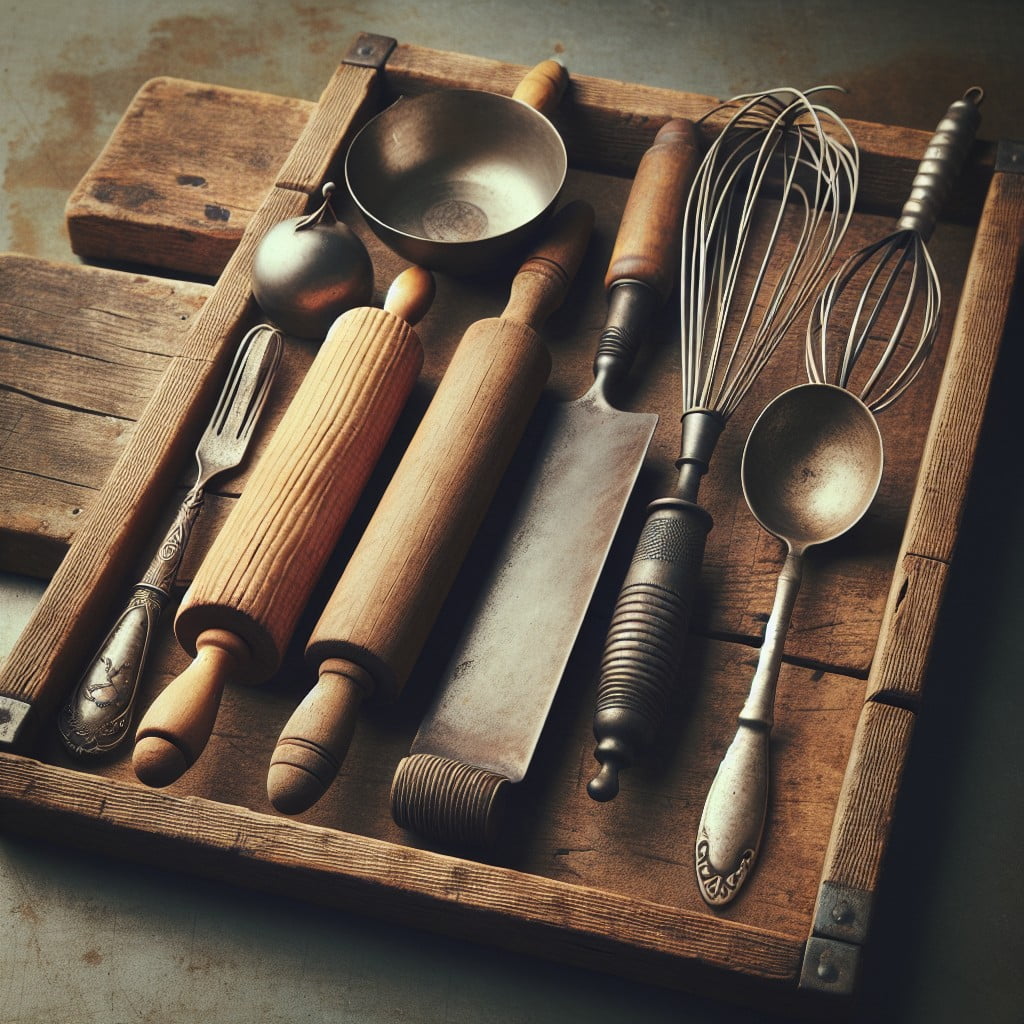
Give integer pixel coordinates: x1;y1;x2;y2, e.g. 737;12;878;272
63;50;994;283
0;752;807;998
817;701;915;897
380;42;994;223
65;77;315;277
866;161;1024;706
0;255;211;577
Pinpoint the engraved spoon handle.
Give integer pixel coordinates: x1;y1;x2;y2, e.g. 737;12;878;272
56;486;204;756
695;548;803;906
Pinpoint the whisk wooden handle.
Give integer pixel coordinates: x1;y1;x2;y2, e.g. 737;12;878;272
132;269;430;787
268;202;594;814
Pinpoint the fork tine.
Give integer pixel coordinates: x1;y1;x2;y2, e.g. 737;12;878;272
209;324;283;442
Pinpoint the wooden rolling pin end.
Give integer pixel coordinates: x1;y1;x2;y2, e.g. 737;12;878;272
132;628;250;787
132;734;191;788
267;659;374;814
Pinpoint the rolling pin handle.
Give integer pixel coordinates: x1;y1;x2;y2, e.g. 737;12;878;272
267;658;374;814
132;627;250;787
383;265;435;326
511;59;569;116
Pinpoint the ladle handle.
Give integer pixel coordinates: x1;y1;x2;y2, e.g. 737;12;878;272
695;549;803;906
512;59;569;116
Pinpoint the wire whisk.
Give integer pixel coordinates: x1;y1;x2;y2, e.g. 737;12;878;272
806;87;983;413
589;87;860;801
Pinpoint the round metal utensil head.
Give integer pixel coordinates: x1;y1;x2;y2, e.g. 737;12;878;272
741;383;883;552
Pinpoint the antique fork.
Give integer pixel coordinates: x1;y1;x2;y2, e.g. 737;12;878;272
57;323;283;757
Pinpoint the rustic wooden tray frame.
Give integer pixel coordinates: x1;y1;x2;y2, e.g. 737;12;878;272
2;33;1023;1018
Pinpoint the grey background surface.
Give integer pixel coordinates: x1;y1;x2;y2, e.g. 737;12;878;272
2;2;1023;1021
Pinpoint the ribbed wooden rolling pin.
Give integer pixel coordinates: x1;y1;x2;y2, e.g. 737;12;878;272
267;200;595;814
132;266;434;787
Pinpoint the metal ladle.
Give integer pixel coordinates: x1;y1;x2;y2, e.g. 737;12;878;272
695;382;883;906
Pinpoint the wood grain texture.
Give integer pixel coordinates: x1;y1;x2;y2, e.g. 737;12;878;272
0;39;1016;1008
865;167;1024;706
65;77;315;277
304;314;550;697
818;700;915;893
375;43;994;224
64;49;993;281
0;752;806;994
175;303;424;676
0;255;211;576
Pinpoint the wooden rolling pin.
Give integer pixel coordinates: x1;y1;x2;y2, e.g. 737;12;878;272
267;200;595;814
132;267;434;787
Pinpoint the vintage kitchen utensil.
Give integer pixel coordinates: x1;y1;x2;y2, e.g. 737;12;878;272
696;384;882;905
587;88;860;801
388;120;701;847
251;181;374;339
56;323;283;757
805;88;984;411
267;200;594;815
696;88;983;906
132;266;434;787
345;59;568;275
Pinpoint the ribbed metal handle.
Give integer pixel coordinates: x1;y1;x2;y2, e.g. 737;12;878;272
391;754;509;847
587;497;713;800
897;87;983;240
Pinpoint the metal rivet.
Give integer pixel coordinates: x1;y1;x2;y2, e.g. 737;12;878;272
831;899;855;924
816;956;839;982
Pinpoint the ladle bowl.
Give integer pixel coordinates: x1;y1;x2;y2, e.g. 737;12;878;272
695;383;882;906
741;383;884;552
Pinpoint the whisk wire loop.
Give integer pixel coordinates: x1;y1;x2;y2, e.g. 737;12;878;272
681;87;859;419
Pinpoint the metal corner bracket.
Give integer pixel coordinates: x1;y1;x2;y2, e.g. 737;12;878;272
995;140;1024;174
812;879;873;945
343;33;397;71
0;695;35;749
799;935;860;996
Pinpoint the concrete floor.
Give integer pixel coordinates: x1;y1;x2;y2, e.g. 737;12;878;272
2;2;1024;1022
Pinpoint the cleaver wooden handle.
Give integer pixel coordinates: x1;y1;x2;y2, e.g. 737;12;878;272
132;267;432;788
596;119;701;396
604;118;700;301
267;201;594;815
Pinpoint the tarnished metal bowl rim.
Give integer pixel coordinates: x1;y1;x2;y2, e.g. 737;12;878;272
344;89;567;266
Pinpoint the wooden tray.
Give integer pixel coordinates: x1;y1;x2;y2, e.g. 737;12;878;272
2;33;1022;1018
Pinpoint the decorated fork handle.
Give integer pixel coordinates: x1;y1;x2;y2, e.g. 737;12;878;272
56;484;205;757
